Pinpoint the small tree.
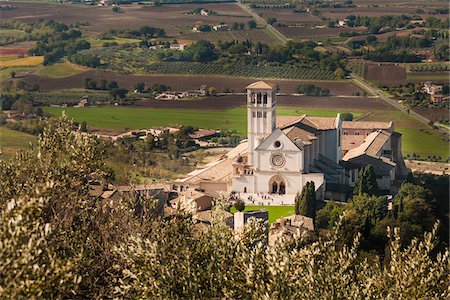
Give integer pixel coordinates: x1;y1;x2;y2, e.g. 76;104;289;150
354;165;380;196
247;21;257;29
134;82;145;93
10;71;16;78
297;181;316;218
234;199;245;212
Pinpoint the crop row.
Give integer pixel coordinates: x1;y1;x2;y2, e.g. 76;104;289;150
409;63;450;72
142;62;337;80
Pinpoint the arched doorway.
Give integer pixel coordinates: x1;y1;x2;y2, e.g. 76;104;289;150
268;175;286;195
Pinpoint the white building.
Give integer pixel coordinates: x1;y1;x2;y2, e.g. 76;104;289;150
176;81;407;203
231;81;343;201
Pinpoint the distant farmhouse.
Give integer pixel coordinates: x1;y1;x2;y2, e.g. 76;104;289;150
175;81;407;203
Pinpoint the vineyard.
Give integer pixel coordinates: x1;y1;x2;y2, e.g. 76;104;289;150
348;62;367;78
409;63;450;72
79;48;338;80
142;62;337;80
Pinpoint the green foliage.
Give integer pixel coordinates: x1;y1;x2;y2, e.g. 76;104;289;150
0;117;449;298
316;200;345;229
354;165;380;196
296;181;316;218
234;198;246;212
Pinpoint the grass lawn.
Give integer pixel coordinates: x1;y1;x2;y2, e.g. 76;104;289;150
230;205;295;224
36;62;89;78
397;127;449;159
0;126;36;160
44;106;361;134
0;56;43;67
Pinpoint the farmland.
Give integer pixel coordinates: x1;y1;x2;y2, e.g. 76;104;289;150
20;69;364;94
35;62;89;78
0;56;43;67
254;9;321;25
0;126;36;161
278;26;366;39
365;64;407;86
179;29;279;46
1;2;255;37
43;106;362;134
72;47;337;80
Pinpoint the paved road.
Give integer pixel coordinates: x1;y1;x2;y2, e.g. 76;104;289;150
351;75;432;125
236;1;289;44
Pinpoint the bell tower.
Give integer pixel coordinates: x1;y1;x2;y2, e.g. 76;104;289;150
246;81;277;165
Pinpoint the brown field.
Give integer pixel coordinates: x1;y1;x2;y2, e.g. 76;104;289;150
135;94;388;110
179;29;279;46
21;70;365;95
278;26;366;38
0;48;28;55
365;64;407;85
353;0;447;7
318;6;448;19
1;2;252;36
350;29;415;43
412;108;449;122
255;10;322;25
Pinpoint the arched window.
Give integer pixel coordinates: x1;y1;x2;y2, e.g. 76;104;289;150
269;175;286;195
271;182;278;194
257;93;262;104
263;93;268;104
251;92;255;104
279;182;286;195
244;187;247;193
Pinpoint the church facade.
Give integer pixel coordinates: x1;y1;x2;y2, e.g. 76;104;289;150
231;81;407;201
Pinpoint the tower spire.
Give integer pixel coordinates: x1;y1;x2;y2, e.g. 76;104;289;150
246;81;277;165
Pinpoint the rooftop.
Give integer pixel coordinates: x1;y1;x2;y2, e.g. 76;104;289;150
342;121;393;131
246;81;277;90
343;130;392;160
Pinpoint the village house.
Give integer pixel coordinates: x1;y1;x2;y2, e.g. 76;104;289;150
169;43;189;51
149;44;164;50
213;24;230;31
200;8;210;16
77;96;90;107
422;81;444;102
175;81;407;203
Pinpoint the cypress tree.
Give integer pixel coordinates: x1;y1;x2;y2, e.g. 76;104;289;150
297;181;317;218
354;165;380;196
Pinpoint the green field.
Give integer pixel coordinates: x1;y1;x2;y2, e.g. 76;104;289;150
397;127;449;159
230;205;295;224
43;106;449;159
0;126;36;160
36;62;89;78
44;106;360;134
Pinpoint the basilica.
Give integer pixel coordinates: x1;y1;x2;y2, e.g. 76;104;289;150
177;81;407;203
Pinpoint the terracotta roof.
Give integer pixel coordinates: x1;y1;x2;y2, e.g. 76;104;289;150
342;135;366;151
176;141;247;184
246;81;277;90
283;126;316;144
342;121;393;130
276;115;306;129
302;116;336;130
343;130;392;160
